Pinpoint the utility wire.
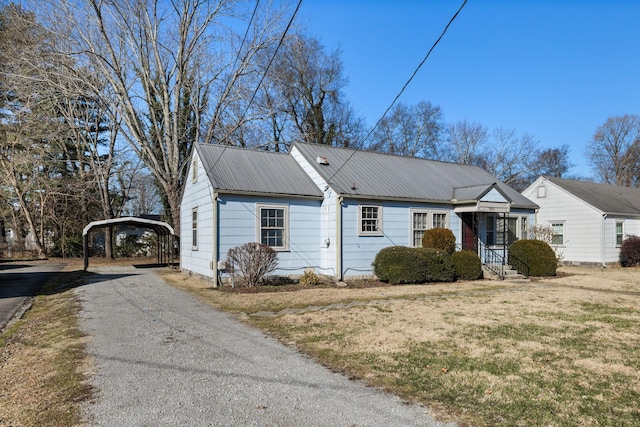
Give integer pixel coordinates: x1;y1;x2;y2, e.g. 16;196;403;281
208;0;302;170
327;0;468;183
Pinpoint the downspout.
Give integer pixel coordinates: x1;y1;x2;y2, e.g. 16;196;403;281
336;195;343;281
212;192;219;288
601;213;607;267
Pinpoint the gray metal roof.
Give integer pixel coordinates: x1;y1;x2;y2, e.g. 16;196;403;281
195;144;323;198
293;142;537;208
546;176;640;216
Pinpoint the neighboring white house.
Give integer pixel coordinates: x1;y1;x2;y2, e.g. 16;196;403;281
522;176;640;266
180;142;538;285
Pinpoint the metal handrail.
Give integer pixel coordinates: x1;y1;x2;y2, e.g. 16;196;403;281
478;240;505;279
508;251;530;277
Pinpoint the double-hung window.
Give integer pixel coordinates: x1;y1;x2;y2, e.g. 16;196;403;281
359;205;382;236
258;204;289;250
191;208;198;250
411;210;450;247
616;221;624;247
551;222;564;245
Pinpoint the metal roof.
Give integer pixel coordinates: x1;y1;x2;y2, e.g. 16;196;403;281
293;142;537;208
546;176;640;216
195;143;323;198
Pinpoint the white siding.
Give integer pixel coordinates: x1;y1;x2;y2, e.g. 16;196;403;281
180;150;216;278
523;177;608;264
291;145;338;275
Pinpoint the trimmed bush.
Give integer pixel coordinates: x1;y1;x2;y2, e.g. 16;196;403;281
372;246;455;284
451;250;483;280
620;235;640;267
419;247;456;282
299;268;320;286
226;243;278;287
509;239;557;276
422;227;456;255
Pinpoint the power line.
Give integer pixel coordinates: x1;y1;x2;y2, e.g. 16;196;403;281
209;0;302;169
327;0;468;183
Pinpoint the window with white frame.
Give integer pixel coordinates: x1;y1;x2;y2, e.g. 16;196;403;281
257;204;289;250
616;221;624;246
411;210;450;247
358;205;382;236
191;208;198;250
551;222;564;245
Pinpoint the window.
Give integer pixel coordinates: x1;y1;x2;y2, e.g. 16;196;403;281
487;215;528;246
191;208;198;250
551;222;564;245
257;204;288;250
616;221;624;246
192;157;198;183
411;210;450;247
496;217;518;245
359;205;382;236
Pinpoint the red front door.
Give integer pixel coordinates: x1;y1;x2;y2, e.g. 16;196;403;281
461;212;477;251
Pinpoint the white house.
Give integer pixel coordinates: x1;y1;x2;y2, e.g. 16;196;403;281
180;142;538;285
522;176;640;266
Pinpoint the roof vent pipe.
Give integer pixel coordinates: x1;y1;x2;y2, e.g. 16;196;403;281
316;156;329;165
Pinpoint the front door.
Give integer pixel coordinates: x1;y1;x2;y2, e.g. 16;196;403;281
461;212;478;251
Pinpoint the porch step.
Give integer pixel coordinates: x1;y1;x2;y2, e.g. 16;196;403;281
482;266;529;282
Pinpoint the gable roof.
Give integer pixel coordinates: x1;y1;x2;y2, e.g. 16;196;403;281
195;143;323;198
293;142;537;208
545;176;640;216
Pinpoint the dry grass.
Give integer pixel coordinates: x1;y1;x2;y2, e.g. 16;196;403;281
163;266;640;427
0;268;93;427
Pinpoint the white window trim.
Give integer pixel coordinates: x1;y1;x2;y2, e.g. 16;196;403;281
615;220;624;247
256;204;289;251
550;221;565;247
191;207;198;250
410;209;450;247
358;205;383;236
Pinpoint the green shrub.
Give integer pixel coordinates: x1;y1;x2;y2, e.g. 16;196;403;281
50;235;84;258
419;247;456;282
372;246;455;284
422;227;456;255
620;235;640;267
451;250;483;280
509;239;557;276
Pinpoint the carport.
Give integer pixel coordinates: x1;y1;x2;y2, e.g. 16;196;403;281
82;217;178;271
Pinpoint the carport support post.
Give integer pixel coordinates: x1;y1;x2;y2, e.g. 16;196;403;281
83;233;89;271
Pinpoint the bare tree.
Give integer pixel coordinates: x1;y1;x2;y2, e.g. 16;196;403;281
369;101;444;158
587;114;640;186
446;120;489;165
255;33;365;151
40;0;292;233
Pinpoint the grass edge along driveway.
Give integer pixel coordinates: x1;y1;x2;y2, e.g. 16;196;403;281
162;266;640;427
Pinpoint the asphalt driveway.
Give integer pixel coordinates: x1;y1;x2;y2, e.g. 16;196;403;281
0;262;64;331
77;266;454;426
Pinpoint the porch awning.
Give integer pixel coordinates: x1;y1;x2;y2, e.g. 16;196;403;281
454;201;511;213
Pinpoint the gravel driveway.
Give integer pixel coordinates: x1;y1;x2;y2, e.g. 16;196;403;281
77;266;454;426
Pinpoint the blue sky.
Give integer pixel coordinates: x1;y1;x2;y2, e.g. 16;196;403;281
299;0;640;179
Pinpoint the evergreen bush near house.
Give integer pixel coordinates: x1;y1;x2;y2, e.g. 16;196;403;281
420;247;456;282
422;227;456;255
508;239;557;276
620;235;640;267
372;246;428;284
372;246;455;284
451;250;483;280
